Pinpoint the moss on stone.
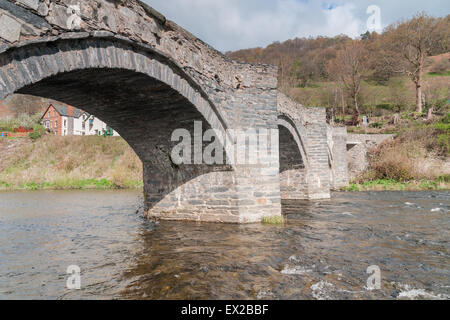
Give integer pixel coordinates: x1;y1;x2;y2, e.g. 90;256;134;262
261;215;285;225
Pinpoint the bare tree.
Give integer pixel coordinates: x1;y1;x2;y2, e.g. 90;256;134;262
384;13;444;114
327;40;369;117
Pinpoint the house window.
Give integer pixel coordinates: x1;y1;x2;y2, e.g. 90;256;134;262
55;120;58;128
64;119;67;127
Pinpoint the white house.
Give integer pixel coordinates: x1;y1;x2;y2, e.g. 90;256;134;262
74;111;120;136
41;104;119;137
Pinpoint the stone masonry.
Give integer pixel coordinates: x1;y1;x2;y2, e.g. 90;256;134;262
0;0;351;223
278;93;332;200
347;134;395;181
328;125;349;189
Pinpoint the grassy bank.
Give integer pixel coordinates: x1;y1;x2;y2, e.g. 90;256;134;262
1;117;448;192
347;115;450;191
0;179;143;191
0;135;143;191
342;177;450;192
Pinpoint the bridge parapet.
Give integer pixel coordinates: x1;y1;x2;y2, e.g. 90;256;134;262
1;2;275;101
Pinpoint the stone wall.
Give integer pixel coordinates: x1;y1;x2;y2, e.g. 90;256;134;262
347;134;395;181
328;126;349;189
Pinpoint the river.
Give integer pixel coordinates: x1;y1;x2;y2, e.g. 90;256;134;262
0;190;448;300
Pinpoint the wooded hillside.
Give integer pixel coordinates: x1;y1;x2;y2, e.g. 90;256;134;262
227;13;450;120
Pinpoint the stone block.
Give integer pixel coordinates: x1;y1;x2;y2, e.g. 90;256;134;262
0;14;21;43
16;0;39;11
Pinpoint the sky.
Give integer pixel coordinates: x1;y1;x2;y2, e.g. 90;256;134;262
143;0;450;52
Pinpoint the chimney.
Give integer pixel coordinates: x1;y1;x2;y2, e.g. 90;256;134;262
68;105;74;117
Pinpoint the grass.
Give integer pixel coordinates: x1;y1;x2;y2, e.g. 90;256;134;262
348;114;450;189
0;179;144;191
342;177;450;192
0;135;143;191
261;215;285;225
427;71;450;77
358;117;450;182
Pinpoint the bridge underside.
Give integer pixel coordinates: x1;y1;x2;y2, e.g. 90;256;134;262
279;124;308;199
19;68;244;221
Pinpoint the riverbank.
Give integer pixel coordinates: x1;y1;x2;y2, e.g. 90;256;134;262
347;115;450;190
0;135;143;191
0;178;143;191
0;122;448;192
341;178;450;192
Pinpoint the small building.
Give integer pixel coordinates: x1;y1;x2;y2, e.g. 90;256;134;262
41;104;119;137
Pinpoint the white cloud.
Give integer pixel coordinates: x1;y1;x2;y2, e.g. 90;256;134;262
143;0;450;52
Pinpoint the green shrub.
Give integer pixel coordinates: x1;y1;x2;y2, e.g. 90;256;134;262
33;123;46;135
344;184;360;192
369;122;383;129
28;131;42;141
437;174;450;183
437;134;450;154
376;103;394;111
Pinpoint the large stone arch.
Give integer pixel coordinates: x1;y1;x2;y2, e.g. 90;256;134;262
0;0;283;223
278;115;308;167
0;37;240;219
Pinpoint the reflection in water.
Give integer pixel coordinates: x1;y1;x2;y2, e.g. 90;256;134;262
0;190;448;300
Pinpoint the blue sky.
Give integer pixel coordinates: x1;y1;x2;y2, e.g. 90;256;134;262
143;0;450;52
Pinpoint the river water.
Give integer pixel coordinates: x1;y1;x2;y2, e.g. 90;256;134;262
0;190;448;300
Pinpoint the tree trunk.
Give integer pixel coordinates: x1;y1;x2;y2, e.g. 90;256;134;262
416;82;423;114
354;95;360;116
427;106;434;120
333;87;337;124
415;57;424;114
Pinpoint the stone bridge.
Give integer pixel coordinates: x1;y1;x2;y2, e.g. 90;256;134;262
0;0;349;223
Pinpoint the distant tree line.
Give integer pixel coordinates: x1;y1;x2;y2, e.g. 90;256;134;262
227;13;450;120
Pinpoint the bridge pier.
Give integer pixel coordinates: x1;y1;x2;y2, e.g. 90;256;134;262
328;126;350;190
145;164;282;224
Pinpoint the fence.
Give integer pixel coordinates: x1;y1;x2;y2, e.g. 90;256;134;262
0;132;29;138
